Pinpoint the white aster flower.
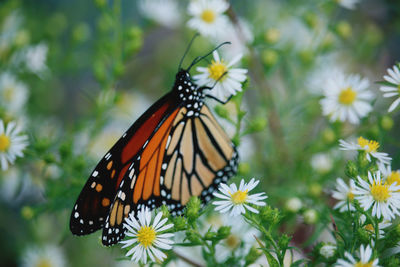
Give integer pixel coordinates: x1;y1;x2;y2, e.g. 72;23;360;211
194;50;247;102
0;72;28;113
353;171;400;221
332;178;356;212
187;0;229;38
120;207;174;264
379;64;400;112
0;119;28;171
25;43;48;75
21;245;66;267
339;137;391;164
335;244;380;267
336;0;361;10
213;178;268;216
138;0;181;28
319;71;373;124
379;163;400;188
320;243;336;258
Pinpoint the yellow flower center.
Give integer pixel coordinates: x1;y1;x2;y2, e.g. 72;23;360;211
230;190;248;204
225;234;240;249
364;223;374;233
0;134;10;152
3;86;14;101
370;181;390;202
201;9;216;23
354;261;374;267
357;137;379;153
208;60;228;81
137;226;156;248
36;259;52;267
387;171;400;187
347;191;354;201
338;87;357;105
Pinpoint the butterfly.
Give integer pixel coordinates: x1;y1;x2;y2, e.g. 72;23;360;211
70;40;239;246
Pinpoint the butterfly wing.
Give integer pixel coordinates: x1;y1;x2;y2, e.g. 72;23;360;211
161;104;238;213
101;103;238;245
70;92;177;236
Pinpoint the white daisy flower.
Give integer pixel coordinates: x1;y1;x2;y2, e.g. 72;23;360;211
379;163;400;188
320;243;336;258
353;171;400;221
25;43;48;75
21;245;66;267
339;137;392;164
120;207;174;264
319;71;373;124
0;72;28;114
332;178;356;212
335;244;380;267
138;0;181;28
194;50;247;102
213;178;268;216
0;119;28;171
379;64;400;112
336;0;361;10
187;0;229;38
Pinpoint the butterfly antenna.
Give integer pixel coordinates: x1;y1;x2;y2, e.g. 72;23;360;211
187;41;231;71
178;33;200;71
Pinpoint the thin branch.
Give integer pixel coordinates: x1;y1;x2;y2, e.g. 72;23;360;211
173;249;205;267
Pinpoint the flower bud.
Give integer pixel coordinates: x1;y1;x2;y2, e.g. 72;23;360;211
381;116;394;131
217;226;231;240
260;205;280;225
345;160;358;178
21;206;34;220
264;28;280;44
204;231;217;240
186;230;202;245
278;234;291;250
309;183;322;197
322;128;335;144
173;216;187;231
304;209;318;224
319;243;336;258
356;228;370;244
15;30;30;47
285;197;302;213
262;49;279;67
336;21;352;39
238;162;250;176
185;196;201;221
94;0;107;8
72;23;91;43
160;205;170;218
245;246;261;265
248;117;267;133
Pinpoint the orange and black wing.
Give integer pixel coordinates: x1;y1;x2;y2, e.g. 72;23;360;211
101;103;238;245
70;92;178;236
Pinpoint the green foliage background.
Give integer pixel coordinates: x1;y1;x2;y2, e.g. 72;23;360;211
0;0;400;266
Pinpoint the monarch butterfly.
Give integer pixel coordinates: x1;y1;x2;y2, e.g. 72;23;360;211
70;40;239;246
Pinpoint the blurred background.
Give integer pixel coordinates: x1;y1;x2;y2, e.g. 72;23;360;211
0;0;399;266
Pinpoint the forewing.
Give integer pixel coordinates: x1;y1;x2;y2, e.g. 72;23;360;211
70;93;175;236
101;107;180;245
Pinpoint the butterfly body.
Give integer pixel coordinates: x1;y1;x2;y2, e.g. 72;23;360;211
70;69;238;246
